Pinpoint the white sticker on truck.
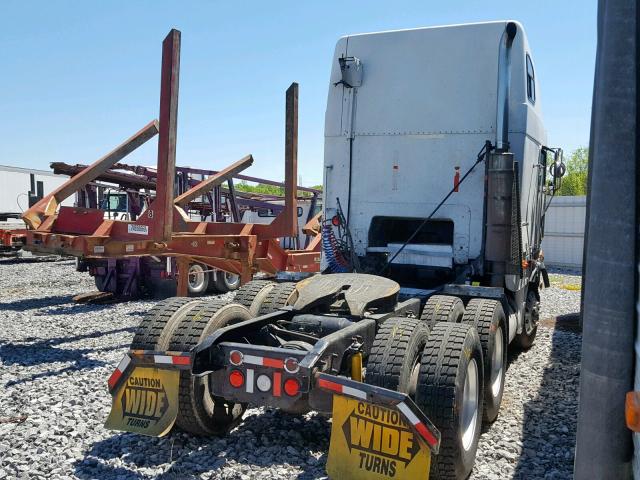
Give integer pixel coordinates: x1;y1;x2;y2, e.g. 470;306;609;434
127;224;149;235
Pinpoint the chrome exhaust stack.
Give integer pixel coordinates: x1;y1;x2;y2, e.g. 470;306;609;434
485;22;520;288
495;22;517;152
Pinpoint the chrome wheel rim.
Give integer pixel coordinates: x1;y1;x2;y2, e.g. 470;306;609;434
407;359;421;398
491;327;504;398
188;264;206;291
225;272;241;289
461;358;479;451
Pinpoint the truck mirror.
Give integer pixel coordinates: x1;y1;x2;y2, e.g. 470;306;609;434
335;56;363;88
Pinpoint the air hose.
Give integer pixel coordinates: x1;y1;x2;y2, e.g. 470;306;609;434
322;222;349;273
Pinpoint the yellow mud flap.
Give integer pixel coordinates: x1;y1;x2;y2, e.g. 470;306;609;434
105;351;190;437
317;373;440;480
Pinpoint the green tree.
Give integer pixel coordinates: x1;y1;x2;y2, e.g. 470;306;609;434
557;147;588;196
234;180;322;197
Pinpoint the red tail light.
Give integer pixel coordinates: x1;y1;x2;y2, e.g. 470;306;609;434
229;370;244;388
283;378;301;397
331;215;340;226
229;350;244;366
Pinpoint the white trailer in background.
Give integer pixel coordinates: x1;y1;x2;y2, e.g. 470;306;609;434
0;165;71;221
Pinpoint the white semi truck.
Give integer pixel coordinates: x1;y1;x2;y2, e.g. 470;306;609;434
106;21;563;479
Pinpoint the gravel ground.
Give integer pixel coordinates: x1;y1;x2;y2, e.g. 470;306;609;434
0;260;581;479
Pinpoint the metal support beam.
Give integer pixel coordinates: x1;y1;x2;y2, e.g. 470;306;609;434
176;256;189;297
154;29;181;242
22;121;159;229
283;82;299;238
227;178;240;222
174;154;253;207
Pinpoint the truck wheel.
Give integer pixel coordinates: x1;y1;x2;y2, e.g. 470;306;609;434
461;299;506;423
416;322;483;480
365;317;430;395
233;280;277;316
130;297;202;350
258;282;298;315
187;263;209;295
213;271;241;293
514;289;539;349
166;299;252;436
420;295;465;329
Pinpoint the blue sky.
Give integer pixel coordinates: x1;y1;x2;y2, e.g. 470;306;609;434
1;1;595;186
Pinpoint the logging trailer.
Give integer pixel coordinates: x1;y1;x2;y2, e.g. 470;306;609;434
20;31;321;299
106;21;564;479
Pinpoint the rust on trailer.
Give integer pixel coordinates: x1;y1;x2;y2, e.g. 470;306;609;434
22;121;159;230
254;82;299;240
174;154;254;207
20;30;321;296
154;29;181;243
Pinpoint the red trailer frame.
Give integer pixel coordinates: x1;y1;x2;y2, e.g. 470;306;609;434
22;29;320;296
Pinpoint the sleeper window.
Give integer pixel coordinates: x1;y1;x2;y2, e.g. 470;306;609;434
526;54;536;103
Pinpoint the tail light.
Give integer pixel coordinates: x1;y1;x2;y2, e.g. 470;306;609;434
229;350;244;366
283;378;301;397
331;215;340;226
229;370;244;388
284;357;299;374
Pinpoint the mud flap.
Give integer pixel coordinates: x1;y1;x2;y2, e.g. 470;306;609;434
104;351;190;437
317;373;440;480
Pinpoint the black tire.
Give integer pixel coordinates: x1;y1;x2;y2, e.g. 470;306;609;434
258;282;298;315
167;300;252;436
233;280;277;316
130;297;202;350
187;263;209;295
366;317;430;396
213;271;241;293
461;299;507;423
420;295;465;330
514;289;539;349
416;322;484;480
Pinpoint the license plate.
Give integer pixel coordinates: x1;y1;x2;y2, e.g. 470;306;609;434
327;395;431;479
105;366;180;437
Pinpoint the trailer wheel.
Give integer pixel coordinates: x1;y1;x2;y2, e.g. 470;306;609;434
167;300;252;436
258;282;298;315
213;271;241;293
514;289;539;349
365;317;430;395
187;263;209;295
416;322;483;480
461;299;506;423
420;295;465;329
233;280;277;316
130;297;202;350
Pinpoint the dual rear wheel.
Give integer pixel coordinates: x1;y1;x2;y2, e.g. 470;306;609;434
132;297;252;436
366;294;511;479
367;318;484;480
